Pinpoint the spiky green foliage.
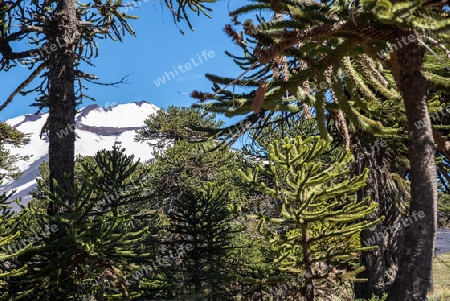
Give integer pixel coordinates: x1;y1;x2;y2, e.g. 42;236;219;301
29;155;96;202
3;147;150;301
148;139;248;205
0;122;28;147
240;136;381;300
0;125;29;299
190;0;449;177
0;187;28;300
30;149;150;216
227;217;282;300
0;0;220;223
0;122;29;180
79;147;150;217
193;0;420;138
135;106;224;148
191;2;450;298
161;0;217;33
192;5;416;230
242;109;318;157
437;192;450;228
162;183;243;300
137;106;249;210
131;105;252;299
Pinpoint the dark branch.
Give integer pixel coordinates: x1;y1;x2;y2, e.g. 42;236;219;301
0;48;43;60
74;70;98;79
0;61;47;111
84;72;133;86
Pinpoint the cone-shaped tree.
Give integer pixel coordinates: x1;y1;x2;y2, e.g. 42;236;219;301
3;147;149;301
165;183;243;301
240;136;381;300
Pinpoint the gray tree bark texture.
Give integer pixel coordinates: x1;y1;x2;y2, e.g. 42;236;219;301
47;0;78;215
354;149;404;299
388;37;437;301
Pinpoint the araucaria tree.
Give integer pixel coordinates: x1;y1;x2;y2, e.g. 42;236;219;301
3;147;150;300
240;136;380;300
193;1;450;298
0;0;216;215
0;0;135;215
166;184;241;301
135;106;248;300
0;125;29;298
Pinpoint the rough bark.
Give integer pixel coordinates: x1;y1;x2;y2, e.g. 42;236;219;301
354;148;404;299
301;223;314;301
46;0;78;215
388;37;437;300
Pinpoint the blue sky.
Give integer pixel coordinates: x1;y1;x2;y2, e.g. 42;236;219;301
0;0;245;121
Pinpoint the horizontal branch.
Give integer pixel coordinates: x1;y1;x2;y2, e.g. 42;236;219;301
258;19;400;65
2;48;43;60
84;72;133;86
78;21;93;27
74;70;98;79
88;3;134;8
21;25;45;33
33;13;51;24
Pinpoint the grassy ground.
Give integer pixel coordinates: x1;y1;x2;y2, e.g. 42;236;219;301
427;252;450;301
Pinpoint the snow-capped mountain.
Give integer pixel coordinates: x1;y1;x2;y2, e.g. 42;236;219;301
1;101;159;209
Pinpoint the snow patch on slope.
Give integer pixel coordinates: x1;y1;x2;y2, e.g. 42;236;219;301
1;101;159;210
79;102;159;127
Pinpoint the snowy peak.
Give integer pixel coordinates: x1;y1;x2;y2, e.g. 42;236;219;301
76;101;158;128
1;101;160;208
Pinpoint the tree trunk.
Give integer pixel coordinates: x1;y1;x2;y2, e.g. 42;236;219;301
46;0;78;215
388;36;437;300
354;148;404;298
301;223;314;301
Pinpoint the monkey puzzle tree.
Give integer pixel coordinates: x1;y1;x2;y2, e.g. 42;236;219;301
0;187;29;300
164;184;242;301
0;122;29;180
240;136;380;300
134;106;251;300
0;0;216;215
135;105;224;148
192;1;450;299
0;124;29;297
0;127;29;299
3;147;150;300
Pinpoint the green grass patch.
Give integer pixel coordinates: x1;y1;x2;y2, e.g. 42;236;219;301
428;252;450;301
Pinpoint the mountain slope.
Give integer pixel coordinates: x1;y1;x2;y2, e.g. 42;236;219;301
1;101;159;209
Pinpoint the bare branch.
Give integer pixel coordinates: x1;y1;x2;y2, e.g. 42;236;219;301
0;47;43;60
92;28;110;34
20;25;45;33
74;70;98;79
0;61;47;111
84;72;133;86
422;0;447;8
33;13;51;24
78;21;93;27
